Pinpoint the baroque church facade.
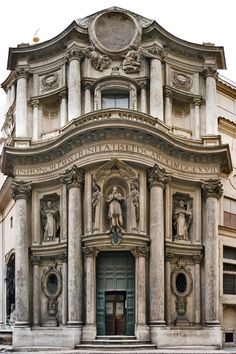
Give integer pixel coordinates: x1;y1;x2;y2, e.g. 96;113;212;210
0;7;236;350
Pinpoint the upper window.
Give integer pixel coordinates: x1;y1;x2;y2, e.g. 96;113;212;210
102;90;129;109
224;198;236;229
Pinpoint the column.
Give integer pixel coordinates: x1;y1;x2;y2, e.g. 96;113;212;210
60;183;67;242
11;181;31;326
59;90;68;127
203;66;218;135
62;165;84;326
10;83;16;105
148;164;170;325
65;46;84;121
59;253;68;325
139;80;147;114
31;99;39;141
132;246;149;339
202;179;223;325
83;80;93;114
149;46;164;121
164;88;172;126
82;247;98;339
15;66;29;137
32;256;40;326
193;255;202;324
193;98;201;139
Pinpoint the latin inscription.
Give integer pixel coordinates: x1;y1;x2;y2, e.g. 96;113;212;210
15;142;219;176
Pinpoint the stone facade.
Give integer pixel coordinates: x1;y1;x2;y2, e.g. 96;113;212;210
0;6;236;350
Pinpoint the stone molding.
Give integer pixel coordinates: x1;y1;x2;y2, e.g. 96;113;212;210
61;165;84;189
201;179;223;200
148;164;171;189
15;66;29;80
11;180;32;200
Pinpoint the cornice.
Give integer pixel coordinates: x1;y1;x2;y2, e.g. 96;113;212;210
1;108;232;176
217;78;236;99
218;117;236;138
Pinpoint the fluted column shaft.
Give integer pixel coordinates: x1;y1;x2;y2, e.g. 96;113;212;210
204;67;218;135
66;47;84;121
59;90;68;127
148;164;170;325
11;181;31;326
15;67;29;137
202;179;223;325
32;256;40;325
62;165;84;326
31;100;39;141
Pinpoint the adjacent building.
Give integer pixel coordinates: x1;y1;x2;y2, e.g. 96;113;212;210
0;7;236;350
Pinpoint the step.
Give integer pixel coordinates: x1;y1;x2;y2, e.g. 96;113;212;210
76;343;157;351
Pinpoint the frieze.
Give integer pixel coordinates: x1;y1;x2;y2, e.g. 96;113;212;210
13;141;220;177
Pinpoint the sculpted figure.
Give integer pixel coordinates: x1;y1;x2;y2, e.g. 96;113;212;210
123;47;141;73
130;182;140;222
41;201;60;242
87;46;111;71
9;303;16;325
106;186;124;228
173;200;192;241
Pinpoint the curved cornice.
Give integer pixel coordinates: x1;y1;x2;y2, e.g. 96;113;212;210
143;21;226;69
2;109;232;177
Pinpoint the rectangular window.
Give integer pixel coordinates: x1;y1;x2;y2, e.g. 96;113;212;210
223;263;236;294
225;332;234;343
102;91;129;109
224;198;236;229
224;246;236;260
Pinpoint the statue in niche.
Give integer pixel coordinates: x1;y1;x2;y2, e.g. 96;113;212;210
130;182;140;222
123;46;141;73
86;46;111;71
173;199;192;241
9;303;16;325
41;201;60;242
106;186;124;229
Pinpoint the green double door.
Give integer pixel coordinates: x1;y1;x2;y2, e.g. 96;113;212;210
96;251;135;336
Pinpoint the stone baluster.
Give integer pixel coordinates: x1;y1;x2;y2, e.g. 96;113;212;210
32;256;40;326
202;179;223;325
203;66;218;135
31;99;39;141
164;88;172;127
61;165;84;326
65;46;84;121
59;90;68;127
193;255;202;324
149;46;164;121
11;181;32;326
132;246;149;339
83;80;93;114
82;247;99;339
148;164;170;326
15;66;29;137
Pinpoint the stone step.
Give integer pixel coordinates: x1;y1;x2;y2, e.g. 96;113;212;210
82;340;152;345
76;343;157;351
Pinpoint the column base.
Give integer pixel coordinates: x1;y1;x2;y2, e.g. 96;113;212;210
135;324;150;340
205;320;220;326
67;321;83;327
149;320;166;326
14;321;29;327
82;325;96;341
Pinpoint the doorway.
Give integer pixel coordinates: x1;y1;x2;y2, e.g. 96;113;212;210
96;251;135;335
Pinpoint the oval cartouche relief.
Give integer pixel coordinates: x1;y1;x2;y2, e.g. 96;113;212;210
89;11;141;54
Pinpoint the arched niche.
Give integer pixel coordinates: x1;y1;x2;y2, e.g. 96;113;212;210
92;159;139;234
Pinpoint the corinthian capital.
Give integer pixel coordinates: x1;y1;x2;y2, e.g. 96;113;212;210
148;164;171;189
148;45;165;61
11;180;32;200
83;247;99;257
15;66;29;80
61;165;84;189
201;179;223;200
131;245;149;258
64;45;85;62
202;66;218;79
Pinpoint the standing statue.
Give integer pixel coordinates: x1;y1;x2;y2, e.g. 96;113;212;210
130;182;140;222
92;182;101;231
106;186;124;228
41;201;60;242
173;200;192;241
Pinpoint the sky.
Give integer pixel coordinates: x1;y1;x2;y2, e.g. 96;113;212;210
0;0;236;114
